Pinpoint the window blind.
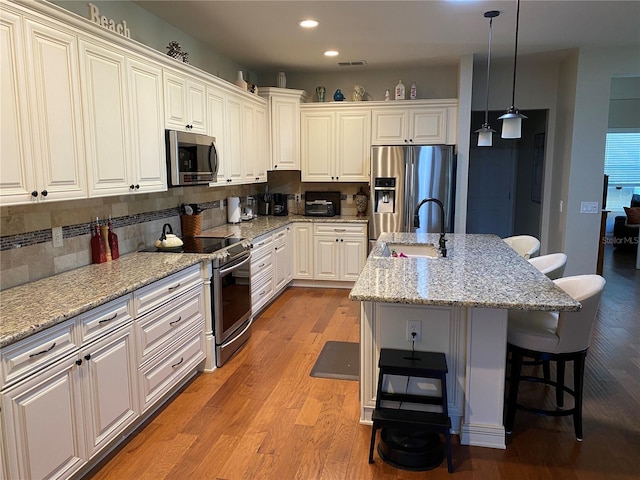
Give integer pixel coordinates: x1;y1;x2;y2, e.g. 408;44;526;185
604;132;640;185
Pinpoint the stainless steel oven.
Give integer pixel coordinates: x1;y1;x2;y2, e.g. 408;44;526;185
212;250;252;367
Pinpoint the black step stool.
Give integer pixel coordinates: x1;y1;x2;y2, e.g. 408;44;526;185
368;348;453;473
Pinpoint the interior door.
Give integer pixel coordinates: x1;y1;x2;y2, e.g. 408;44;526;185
466;143;516;237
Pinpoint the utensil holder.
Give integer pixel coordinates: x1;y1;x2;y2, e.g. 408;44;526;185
181;214;202;236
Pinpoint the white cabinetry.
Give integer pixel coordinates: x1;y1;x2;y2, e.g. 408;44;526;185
211;91;243;185
242;99;269;183
371;100;458;145
0;8;86;206
79;39;166;196
301;106;371;182
273;226;292;292
163;69;207;133
292;223;314;280
313;223;367;281
259;87;307;171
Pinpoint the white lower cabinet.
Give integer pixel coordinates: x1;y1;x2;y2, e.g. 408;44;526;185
273;226;292;292
250;225;292;314
292;223;314;280
1;265;206;480
2;353;86;480
313;223;367;281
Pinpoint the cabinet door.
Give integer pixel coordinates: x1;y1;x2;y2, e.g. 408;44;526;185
336;110;371;181
273;227;292;291
224;94;243;185
242;102;257;183
371;109;408;145
164;71;206;133
127;56;166;193
2;356;86;480
410;107;447;144
301;111;334;181
341;237;366;281
80;39;132;197
271;96;300;170
314;236;340;280
207;87;228;186
254;104;269;182
292;224;314;279
82;323;138;457
0;10;35;206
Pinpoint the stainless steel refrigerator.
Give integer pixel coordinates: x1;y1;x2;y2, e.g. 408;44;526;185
370;145;456;243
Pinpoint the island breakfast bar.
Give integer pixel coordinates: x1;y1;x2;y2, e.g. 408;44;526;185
349;233;581;449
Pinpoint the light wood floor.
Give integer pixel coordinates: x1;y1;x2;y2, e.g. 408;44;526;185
88;246;639;480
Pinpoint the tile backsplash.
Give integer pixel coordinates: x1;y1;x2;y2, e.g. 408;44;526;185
0;176;369;290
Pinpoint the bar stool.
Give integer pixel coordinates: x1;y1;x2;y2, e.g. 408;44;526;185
505;274;606;440
528;253;567;280
368;348;453;473
503;235;540;259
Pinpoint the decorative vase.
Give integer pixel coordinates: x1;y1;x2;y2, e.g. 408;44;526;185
316;86;325;102
333;89;345;101
235;70;247;90
355;187;368;217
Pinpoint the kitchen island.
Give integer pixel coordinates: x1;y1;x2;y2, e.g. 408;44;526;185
349;232;580;449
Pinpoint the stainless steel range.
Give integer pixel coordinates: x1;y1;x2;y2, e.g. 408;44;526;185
143;236;253;367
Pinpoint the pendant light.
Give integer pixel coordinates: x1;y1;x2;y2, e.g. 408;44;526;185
476;10;500;147
499;0;527;139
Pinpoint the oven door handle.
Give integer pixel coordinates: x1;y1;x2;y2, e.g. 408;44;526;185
219;254;250;276
220;317;254;348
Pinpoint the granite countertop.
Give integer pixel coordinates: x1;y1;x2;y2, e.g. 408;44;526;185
349;232;581;312
0;215;367;348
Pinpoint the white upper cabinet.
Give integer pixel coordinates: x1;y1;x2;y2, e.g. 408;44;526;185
127;57;166;192
80;39;166;197
206;86;228;186
220;92;244;185
1;9;87;206
163;69;207;134
259;87;307;171
301;106;371;182
371;100;458;145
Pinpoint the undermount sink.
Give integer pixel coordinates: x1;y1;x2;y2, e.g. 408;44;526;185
380;243;439;259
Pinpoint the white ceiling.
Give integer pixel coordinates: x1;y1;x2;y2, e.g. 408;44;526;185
134;0;640;72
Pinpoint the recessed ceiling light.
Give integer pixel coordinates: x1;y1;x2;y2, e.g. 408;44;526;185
324;50;339;57
299;19;319;28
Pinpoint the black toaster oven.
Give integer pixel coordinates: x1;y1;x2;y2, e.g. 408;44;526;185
304;191;341;217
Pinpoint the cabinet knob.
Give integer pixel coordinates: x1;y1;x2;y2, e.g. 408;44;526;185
134;184;140;190
130;184;135;190
335;238;339;242
340;239;344;242
274;165;278;169
41;190;48;197
84;354;91;361
31;191;38;197
76;359;82;366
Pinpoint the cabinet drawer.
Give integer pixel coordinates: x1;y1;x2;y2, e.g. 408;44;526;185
314;223;366;236
136;286;204;366
251;248;273;280
1;318;77;389
252;233;273;254
78;295;133;346
273;227;288;247
133;264;201;317
138;326;205;412
251;272;274;313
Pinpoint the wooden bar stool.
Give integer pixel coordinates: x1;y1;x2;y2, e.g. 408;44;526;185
368;348;453;473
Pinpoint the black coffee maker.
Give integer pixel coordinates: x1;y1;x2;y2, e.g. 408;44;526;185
272;193;288;216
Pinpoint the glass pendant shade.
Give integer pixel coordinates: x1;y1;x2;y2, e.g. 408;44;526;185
475;124;496;146
499;109;527;139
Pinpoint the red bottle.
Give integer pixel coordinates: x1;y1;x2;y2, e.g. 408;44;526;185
91;221;107;264
108;218;119;260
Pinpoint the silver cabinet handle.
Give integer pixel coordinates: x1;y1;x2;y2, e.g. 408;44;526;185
168;283;181;292
29;342;56;358
334;228;346;232
169;316;182;326
98;313;117;324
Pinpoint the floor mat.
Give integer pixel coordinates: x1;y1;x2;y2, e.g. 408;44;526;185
310;341;359;381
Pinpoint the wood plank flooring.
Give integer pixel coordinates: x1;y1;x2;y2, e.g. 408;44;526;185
88;246;639;480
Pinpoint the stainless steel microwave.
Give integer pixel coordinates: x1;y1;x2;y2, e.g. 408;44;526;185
166;130;218;187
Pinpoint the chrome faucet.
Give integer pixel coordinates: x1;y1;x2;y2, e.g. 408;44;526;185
413;198;447;257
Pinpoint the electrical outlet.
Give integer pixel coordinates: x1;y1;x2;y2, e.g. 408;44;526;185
295;194;301;202
406;320;422;342
52;227;63;248
347;194;353;204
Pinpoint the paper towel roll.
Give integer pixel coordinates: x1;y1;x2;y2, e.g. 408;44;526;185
227;196;241;223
